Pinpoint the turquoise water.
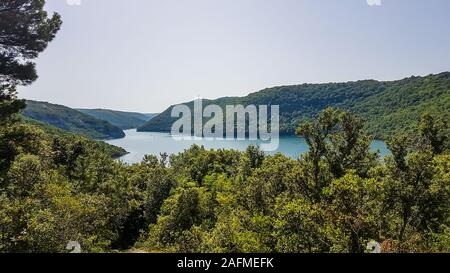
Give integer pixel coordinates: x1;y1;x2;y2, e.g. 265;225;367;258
106;129;390;164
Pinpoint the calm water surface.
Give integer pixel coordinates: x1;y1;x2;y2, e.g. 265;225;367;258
106;130;389;164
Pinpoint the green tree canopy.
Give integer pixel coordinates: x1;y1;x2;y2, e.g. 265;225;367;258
0;0;61;124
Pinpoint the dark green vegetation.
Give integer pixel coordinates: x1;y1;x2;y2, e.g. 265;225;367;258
1;108;449;253
139;72;450;139
0;120;132;252
23;100;125;139
77;108;157;130
0;0;61;125
21;117;128;158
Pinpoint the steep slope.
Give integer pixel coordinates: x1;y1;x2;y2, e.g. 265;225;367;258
138;72;450;139
23;100;125;139
77;109;157;130
21;116;128;158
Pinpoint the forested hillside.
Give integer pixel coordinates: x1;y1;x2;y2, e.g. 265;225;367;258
23;101;125;139
138;72;450;139
77;109;157;130
21;117;128;158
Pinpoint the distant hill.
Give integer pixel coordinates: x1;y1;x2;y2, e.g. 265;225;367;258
21;117;128;158
23;100;125;139
77;109;157;130
138;72;450;139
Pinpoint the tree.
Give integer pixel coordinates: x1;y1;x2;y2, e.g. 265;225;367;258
0;123;48;175
274;198;330;253
418;114;449;155
327;111;377;178
323;173;383;253
295;108;377;202
295;108;339;201
382;126;450;251
0;0;61;124
245;145;265;169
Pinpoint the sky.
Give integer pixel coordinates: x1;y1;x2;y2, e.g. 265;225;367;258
18;0;450;112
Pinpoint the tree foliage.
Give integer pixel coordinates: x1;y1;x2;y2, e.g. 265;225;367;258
1;108;450;253
0;0;61;124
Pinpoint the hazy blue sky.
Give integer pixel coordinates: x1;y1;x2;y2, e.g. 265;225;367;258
19;0;450;112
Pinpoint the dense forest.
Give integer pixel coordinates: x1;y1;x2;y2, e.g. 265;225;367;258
20;117;128;158
1;0;450;254
77;109;157;130
23;100;126;139
139;72;450;139
1;108;450;253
